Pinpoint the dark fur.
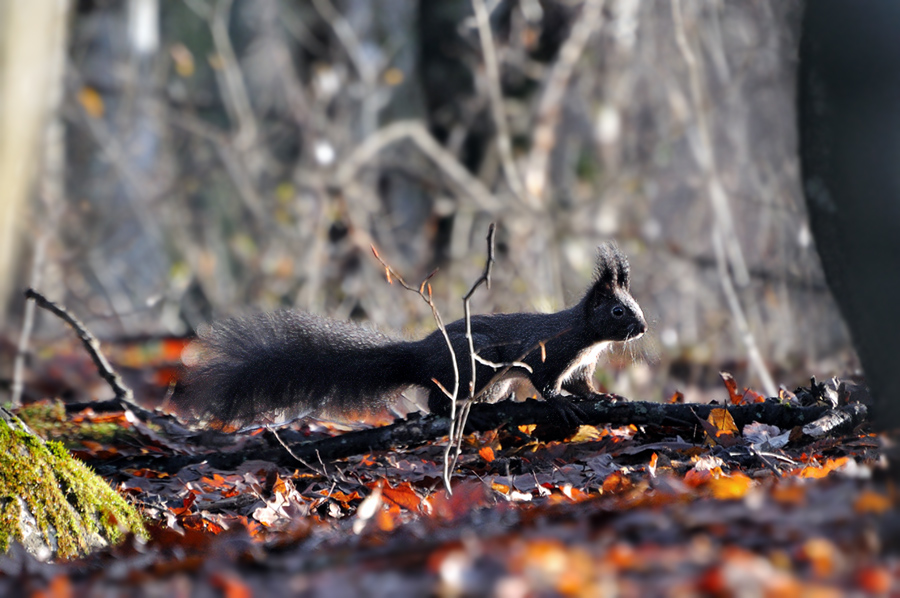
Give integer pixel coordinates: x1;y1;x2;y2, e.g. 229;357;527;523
179;242;646;427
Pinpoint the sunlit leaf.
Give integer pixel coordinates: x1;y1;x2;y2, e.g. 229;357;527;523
797;457;849;479
78;86;104;118
380;482;423;512
800;537;838;579
708;472;753;500
853;490;892;514
601;471;631;494
719;371;743;404
169;42;195;77
568;425;603;442
855;566;892;593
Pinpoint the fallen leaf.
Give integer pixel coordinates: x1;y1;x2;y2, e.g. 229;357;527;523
708;472;753;500
852;490;892;514
719;372;743;404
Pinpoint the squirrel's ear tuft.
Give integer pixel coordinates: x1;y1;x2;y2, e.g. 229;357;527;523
594;242;629;289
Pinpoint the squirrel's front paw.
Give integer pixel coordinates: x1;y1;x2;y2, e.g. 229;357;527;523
587;392;621;403
543;395;587;428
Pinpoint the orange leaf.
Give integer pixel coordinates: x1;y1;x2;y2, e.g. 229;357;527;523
78;86;104;118
428;481;490;521
720;371;743;404
704;408;740;447
375;507;397;532
560;484;591;501
708;472;753;500
601;471;631;494
855;566;892;593
479;446;495;462
209;571;252;598
271;474;290;495
800;537;838;579
491;482;510;494
853;490;893;514
79;440;105;452
201;474;227;488
327;490;362;504
696;566;726;595
668;391;684;404
708;408;739;435
771;483;807;505
568;425;603;442
45;574;72;598
684;468;712;488
161;337;191;361
744;388;766;403
798;457;848;479
380;482;422;512
605;543;636;569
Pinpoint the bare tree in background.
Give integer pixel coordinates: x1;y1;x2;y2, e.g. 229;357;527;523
4;0;856;403
0;1;70;323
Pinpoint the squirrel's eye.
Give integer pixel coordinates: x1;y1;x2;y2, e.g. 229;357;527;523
611;305;625;318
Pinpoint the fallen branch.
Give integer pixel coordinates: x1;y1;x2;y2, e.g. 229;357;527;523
89;398;868;476
24;288;134;403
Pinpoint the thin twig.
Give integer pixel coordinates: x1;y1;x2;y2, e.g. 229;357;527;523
370;246;461;407
375;249;460;493
445;223;498;482
464;223;498;399
267;425;329;477
24;288;134;403
748;446;783;477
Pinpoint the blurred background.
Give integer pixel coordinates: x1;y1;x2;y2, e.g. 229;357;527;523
0;0;856;406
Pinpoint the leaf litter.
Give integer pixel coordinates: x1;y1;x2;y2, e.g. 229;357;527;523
2;374;897;597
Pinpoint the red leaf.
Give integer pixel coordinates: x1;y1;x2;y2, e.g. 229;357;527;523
719;371;743;404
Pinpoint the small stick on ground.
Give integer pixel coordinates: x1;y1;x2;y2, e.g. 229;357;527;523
24;288;134;403
445;223;497;483
370;246;462;493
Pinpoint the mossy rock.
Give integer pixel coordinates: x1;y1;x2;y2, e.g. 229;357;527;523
0;416;146;560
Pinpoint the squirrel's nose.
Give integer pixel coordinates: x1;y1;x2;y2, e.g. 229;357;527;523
631;315;647;338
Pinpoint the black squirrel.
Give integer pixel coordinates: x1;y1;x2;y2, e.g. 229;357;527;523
179;243;646;427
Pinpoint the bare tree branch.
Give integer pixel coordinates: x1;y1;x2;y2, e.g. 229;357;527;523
470;0;531;206
671;0;749;286
525;0;605;202
335;120;500;211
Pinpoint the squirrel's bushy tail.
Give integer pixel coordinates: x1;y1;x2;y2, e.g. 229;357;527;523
179;311;418;428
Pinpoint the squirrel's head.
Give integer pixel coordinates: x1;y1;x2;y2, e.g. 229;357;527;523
583;242;647;342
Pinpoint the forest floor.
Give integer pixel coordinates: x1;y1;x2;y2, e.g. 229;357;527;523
1;372;897;597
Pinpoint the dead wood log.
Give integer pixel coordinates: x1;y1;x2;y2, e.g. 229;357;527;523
87;398;867;475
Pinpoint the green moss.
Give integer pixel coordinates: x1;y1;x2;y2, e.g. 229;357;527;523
15;400;128;446
0;418;146;559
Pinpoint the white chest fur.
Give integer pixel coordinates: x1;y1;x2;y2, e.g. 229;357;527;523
553;341;609;392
